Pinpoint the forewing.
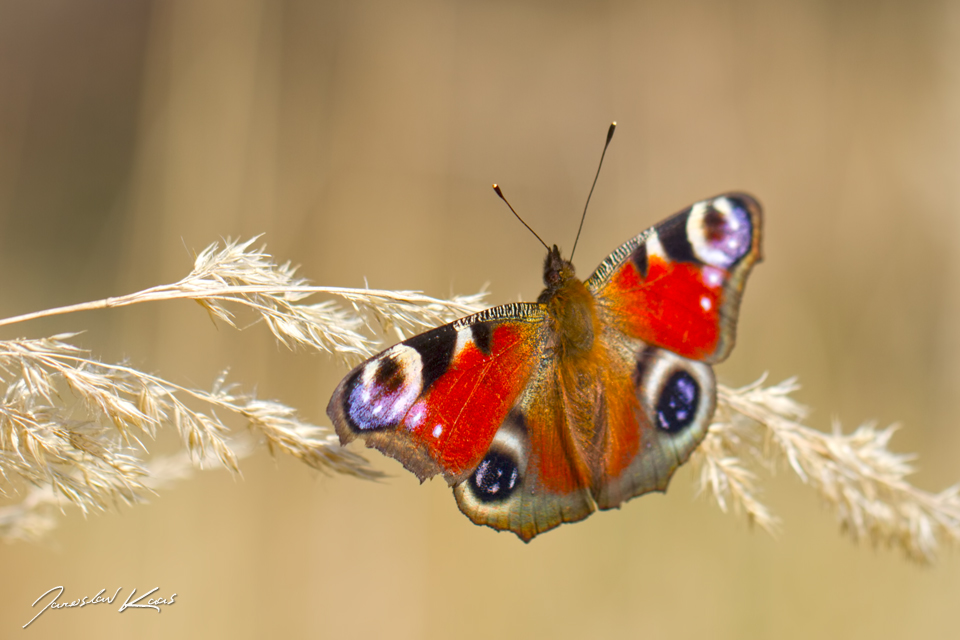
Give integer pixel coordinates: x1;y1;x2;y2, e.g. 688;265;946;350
586;193;763;364
327;303;547;484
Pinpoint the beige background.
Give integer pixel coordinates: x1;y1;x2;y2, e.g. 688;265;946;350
1;0;959;638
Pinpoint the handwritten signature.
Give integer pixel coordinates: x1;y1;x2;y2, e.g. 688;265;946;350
24;586;177;628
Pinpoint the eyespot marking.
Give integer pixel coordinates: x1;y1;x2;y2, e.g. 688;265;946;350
655;370;700;433
373;356;402;389
459;408;528;506
687;197;753;269
344;345;423;432
469;450;521;503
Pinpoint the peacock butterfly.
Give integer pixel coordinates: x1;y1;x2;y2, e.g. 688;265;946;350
327;137;762;540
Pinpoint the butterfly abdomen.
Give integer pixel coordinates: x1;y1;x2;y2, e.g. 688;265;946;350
537;249;616;497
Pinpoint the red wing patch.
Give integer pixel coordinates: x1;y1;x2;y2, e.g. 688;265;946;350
400;321;540;477
604;255;722;360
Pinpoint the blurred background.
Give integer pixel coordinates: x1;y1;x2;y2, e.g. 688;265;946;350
1;0;958;637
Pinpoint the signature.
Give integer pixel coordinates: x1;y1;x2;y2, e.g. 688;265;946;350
24;586;177;628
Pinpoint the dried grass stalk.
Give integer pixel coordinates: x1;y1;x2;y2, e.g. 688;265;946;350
695;377;960;564
0;238;485;540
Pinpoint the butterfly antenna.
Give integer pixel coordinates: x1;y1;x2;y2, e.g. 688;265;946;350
570;121;616;261
493;184;550;251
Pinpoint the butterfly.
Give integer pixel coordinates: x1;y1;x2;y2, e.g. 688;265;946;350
327;191;762;541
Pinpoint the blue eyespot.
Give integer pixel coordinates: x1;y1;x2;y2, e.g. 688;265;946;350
469;451;520;503
655;370;699;433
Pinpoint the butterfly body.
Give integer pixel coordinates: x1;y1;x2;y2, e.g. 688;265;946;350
328;193;762;540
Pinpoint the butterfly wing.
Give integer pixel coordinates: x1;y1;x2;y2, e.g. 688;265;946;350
583;193;763;509
586;193;763;364
328;303;551;483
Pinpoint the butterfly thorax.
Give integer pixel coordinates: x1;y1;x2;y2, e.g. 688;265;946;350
538;245;597;358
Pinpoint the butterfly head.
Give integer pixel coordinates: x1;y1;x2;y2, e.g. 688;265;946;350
542;245;576;291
